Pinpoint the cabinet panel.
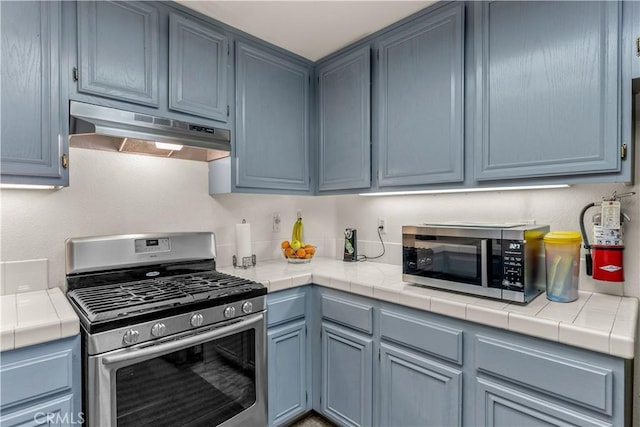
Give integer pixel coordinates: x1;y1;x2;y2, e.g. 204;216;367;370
235;41;310;192
476;336;613;415
268;320;307;426
267;291;306;327
1;349;73;410
476;378;612;427
380;308;463;365
0;394;74;427
169;13;228;122
377;3;464;187
0;1;67;185
320;323;373;427
77;1;159;106
380;343;462;427
321;294;373;334
317;47;371;191
474;1;620;180
628;1;640;81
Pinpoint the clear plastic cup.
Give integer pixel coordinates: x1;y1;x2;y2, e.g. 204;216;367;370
543;231;582;302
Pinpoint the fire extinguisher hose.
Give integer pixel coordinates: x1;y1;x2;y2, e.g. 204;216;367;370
579;202;596;276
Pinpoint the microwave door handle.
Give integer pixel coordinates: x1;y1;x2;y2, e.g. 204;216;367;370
101;312;263;368
480;239;488;287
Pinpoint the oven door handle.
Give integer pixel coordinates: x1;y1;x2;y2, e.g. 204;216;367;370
101;312;263;367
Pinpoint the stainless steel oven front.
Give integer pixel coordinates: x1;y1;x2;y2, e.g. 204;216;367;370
87;313;267;427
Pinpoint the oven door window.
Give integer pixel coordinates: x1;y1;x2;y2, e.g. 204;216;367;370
115;330;256;427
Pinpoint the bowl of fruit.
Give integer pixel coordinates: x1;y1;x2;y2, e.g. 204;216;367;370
281;217;316;263
281;241;316;263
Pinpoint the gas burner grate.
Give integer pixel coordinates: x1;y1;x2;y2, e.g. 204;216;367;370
68;271;263;323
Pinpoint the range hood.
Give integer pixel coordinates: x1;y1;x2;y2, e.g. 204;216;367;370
69;101;231;162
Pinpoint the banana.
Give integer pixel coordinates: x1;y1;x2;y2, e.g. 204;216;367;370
291;218;304;246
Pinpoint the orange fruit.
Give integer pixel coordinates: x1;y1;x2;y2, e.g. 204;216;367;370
306;247;315;255
284;248;295;257
281;240;290;249
296;248;306;258
304;254;311;259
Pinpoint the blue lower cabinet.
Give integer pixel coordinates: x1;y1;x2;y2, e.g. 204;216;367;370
476;378;612;427
379;343;462;427
320;323;373;427
267;320;308;426
0;394;74;427
0;336;81;427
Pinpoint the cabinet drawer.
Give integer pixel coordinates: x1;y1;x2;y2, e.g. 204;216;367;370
380;309;463;365
476;378;612;427
1;348;73;409
321;294;373;334
267;291;306;327
476;336;613;415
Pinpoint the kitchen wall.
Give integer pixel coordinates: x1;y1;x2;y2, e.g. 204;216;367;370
1;97;639;423
0;148;339;289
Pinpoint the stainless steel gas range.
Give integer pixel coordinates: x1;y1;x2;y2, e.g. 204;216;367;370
65;232;267;427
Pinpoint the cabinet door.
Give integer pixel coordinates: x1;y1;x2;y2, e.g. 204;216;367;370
474;1;620;180
628;1;640;81
380;343;462;427
235;41;311;192
267;320;308;426
0;1;67;186
320;323;373;427
317;47;371;191
476;378;612;427
77;1;159;106
0;394;74;427
377;3;464;187
169;13;228;122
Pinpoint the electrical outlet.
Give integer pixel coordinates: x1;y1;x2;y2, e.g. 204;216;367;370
273;212;281;232
378;217;387;234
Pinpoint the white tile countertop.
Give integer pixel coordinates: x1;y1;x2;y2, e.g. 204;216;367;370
220;257;638;359
0;288;79;352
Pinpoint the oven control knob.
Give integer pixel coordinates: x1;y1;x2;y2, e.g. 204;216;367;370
123;329;139;346
242;302;253;314
224;306;236;318
151;322;166;337
190;313;204;327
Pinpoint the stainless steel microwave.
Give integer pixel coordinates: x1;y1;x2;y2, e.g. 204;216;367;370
402;223;550;303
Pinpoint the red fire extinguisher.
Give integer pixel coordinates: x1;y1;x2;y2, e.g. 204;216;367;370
579;192;635;282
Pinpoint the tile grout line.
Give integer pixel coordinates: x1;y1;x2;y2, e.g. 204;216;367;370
571;292;593;324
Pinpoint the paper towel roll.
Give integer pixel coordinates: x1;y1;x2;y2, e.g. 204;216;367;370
235;222;252;260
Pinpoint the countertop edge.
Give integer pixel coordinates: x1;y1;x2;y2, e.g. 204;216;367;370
1;289;79;352
221;259;638;360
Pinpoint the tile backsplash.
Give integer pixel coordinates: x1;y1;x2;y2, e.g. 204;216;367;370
1;259;49;295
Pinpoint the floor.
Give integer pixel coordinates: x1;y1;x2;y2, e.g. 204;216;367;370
289;412;336;427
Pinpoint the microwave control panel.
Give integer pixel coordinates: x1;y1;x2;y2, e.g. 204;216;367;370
502;240;524;289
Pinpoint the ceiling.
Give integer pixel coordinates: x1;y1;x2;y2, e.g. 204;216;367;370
175;1;436;61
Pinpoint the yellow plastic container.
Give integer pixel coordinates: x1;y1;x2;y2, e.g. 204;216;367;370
543;231;582;302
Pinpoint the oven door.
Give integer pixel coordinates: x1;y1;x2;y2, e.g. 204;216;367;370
87;313;266;427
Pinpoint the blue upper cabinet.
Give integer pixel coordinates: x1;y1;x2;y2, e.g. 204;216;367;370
317;46;371;192
628;2;640;81
77;1;159;107
0;1;68;187
235;41;311;192
474;1;621;181
169;12;228;122
376;3;465;188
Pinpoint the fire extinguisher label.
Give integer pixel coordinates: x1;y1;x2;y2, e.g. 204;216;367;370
599;265;623;272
